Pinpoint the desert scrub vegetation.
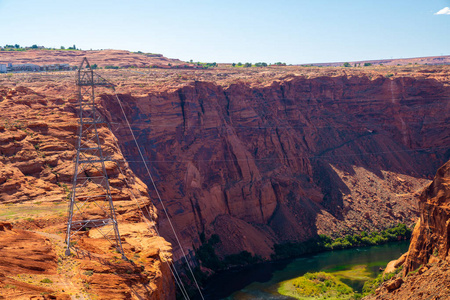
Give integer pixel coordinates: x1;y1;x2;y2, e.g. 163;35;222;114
1;44;80;51
278;271;356;300
362;265;403;296
40;278;53;284
178;232;264;297
272;223;411;260
194;233;262;272
189;224;411;275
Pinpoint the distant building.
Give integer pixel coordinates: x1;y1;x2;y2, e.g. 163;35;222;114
3;62;76;73
41;63;75;71
10;63;41;72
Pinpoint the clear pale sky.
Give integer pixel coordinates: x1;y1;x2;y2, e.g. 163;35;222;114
0;0;449;64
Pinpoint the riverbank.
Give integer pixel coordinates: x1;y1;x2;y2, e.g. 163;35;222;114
202;241;410;299
272;223;412;260
185;223;412;298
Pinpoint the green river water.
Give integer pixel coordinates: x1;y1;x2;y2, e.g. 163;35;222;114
201;241;409;299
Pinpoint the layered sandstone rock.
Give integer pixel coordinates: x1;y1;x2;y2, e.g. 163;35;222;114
99;74;449;260
404;160;450;273
1;62;449;291
0;221;70;299
364;160;450;299
0;86;175;299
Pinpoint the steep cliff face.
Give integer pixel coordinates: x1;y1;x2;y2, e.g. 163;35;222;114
101;74;450;260
364;160;450;299
404;160;450;273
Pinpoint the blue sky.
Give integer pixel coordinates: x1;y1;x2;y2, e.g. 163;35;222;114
0;0;448;64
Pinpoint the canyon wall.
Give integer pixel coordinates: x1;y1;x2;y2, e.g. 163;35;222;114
404;159;450;273
365;159;450;299
101;74;450;260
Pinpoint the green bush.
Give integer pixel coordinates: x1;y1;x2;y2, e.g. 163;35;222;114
363;265;402;295
273;223;412;260
279;271;354;299
105;65;119;69
223;251;262;266
195;234;262;271
196;242;222;271
254;62;268;67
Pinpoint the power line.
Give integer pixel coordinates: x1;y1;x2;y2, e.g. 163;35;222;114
110;119;448;130
112;91;205;300
120;145;449;164
111;155;191;300
109;94;450;107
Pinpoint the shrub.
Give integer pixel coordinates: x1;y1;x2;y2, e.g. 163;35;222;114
195;236;223;271
5;284;16;289
254;62;268;67
363;266;402;295
223;251;262;266
273;223;412;259
279;272;353;298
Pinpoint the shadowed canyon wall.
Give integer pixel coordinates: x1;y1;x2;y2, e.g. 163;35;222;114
100;75;450;260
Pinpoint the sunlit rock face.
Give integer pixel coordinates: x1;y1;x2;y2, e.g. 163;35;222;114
404;160;450;274
0;86;175;300
101;74;450;260
365;160;450;300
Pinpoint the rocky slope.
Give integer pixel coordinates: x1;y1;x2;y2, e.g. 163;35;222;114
99;72;449;260
0;86;175;299
365;160;450;299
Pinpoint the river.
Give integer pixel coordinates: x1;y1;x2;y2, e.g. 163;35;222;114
200;241;409;299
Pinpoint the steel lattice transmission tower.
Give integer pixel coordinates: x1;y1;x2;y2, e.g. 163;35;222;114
65;58;126;259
